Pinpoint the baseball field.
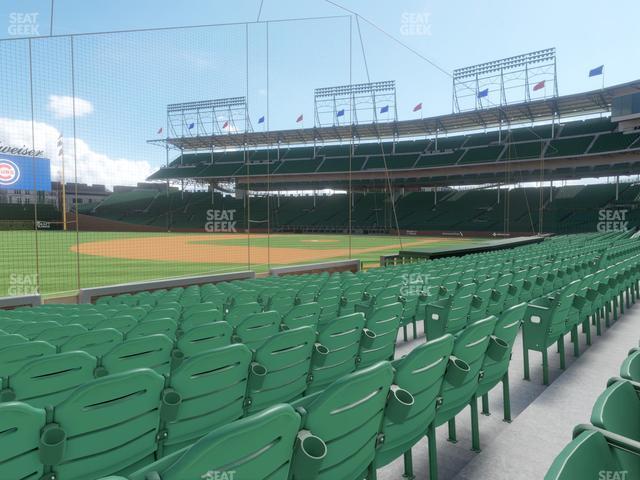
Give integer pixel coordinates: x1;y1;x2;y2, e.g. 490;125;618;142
1;231;488;297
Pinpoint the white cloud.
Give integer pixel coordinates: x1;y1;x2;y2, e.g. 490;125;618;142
0;117;154;189
48;95;94;119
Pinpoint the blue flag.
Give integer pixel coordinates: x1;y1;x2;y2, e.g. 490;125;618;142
477;88;489;98
380;105;389;113
589;65;604;77
188;123;195;129
337;109;345;117
258;116;265;124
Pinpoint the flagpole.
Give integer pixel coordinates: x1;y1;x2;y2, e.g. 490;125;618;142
59;134;67;231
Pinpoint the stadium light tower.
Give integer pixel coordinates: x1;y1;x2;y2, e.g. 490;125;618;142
313;81;397;128
166;97;252;138
452;48;558;113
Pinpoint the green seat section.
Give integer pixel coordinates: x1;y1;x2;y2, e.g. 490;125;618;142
51;368;165;480
282;303;321;330
100;334;174;376
95;315;138;334
225;302;262;329
35;324;88;349
6;351;97;408
15;321;62;340
0;333;28;349
176;322;232;357
234;311;281;350
620;349;640;381
591;380;640;442
0;402;47;480
73;313;108;329
545;430;631;480
179;309;222;332
247;326;316;413
293;362;394;480
435;316;497;426
128;404;303;480
375;334;454;469
162;344;252;454
127;319;177;339
306;312;366;394
0;341;57;378
61;328;124;357
356;302;402;368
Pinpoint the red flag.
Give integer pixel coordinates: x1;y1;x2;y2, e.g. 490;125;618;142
296;114;304;123
533;80;546;91
157;127;163;134
222;121;229;129
413;102;422;112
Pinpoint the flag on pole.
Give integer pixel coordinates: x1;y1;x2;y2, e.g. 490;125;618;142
413;102;422;112
57;134;63;147
157;127;163;134
532;80;546;91
336;109;345;117
380;105;389;114
589;65;604;77
222;121;229;129
296;114;304;123
188;123;195;129
258;116;265;124
477;88;489;98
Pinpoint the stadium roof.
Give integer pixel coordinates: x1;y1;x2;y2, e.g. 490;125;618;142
152;79;640;150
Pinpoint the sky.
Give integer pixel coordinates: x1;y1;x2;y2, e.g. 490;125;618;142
0;0;638;188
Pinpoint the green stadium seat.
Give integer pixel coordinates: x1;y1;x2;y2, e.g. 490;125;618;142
282;302;321;330
125;404;316;480
0;333;28;349
356;302;402;368
2;351;96;408
99;334;174;376
60;328;124;357
225;302;262;328
0;401;47;480
306;312;366;394
233;310;281;350
545;429;640;480
246;326;316;413
49;368;165;479
179;308;222;332
591;379;640;442
176;322;232;357
35;324;88;349
425;282;478;339
373;335;454;477
292;361;400;479
15;321;62;340
95;315;138;335
160;344;252;455
0;341;57;378
127;319;177;339
620;349;640;381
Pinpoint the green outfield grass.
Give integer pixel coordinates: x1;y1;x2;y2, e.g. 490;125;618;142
0;231;488;298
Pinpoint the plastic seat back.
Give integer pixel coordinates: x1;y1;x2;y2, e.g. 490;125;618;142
247;326;316;413
0;341;57;378
234;311;281;350
35;324;88;349
163;344;252;454
282;302;321;330
73;313;107;329
225;302;262;329
357;302;402;368
95;315;138;335
7;351;97;408
307;312;366;394
176;322;232;358
591;380;640;442
435;316;497;425
127;319;177;340
0;402;46;480
101;334;174;376
60;328;123;357
129;404;302;480
620;349;640;381
0;333;28;349
16;321;62;339
179;309;222;331
376;334;454;468
51;368;165;480
297;362;394;480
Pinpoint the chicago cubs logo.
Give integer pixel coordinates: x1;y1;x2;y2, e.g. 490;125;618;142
0;159;20;186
